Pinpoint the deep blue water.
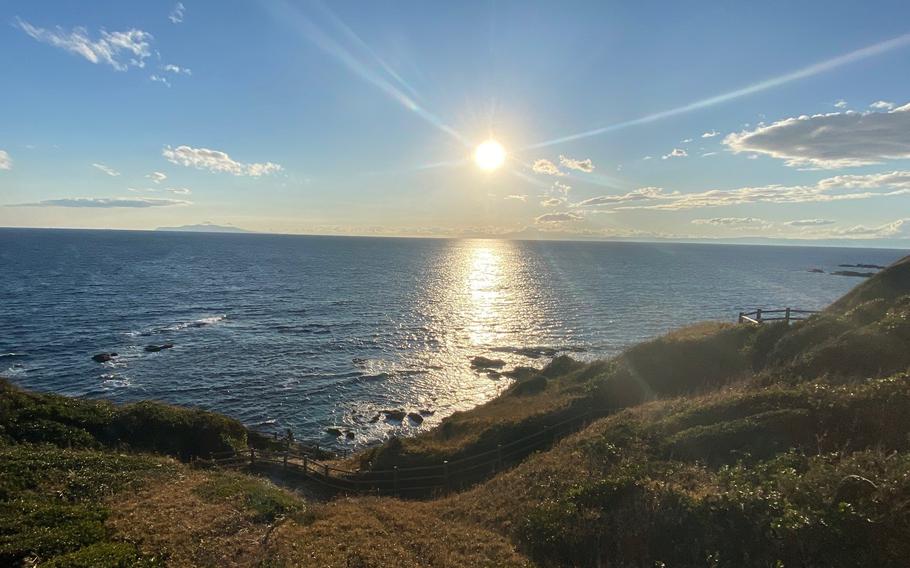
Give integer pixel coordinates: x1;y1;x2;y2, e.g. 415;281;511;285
1;228;905;448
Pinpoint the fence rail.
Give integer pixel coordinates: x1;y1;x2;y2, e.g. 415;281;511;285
737;307;818;325
200;407;612;497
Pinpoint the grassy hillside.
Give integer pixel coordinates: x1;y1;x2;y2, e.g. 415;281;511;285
2;254;909;566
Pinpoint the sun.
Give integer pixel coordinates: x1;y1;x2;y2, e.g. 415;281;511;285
474;139;506;171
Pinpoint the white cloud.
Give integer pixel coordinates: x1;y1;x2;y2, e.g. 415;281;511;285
642;156;653;160
16;19;152;71
540;197;566;207
503;194;527;201
724;103;910;168
681;138;693;144
870;100;895;110
662;148;688;160
574;187;675;208
691;217;770;227
559;155;595;172
91;163;120;176
150;74;171;87
834;99;848;109
702;152;718;157
167;187;192;195
830;219;909;238
162;145;283;176
785;219;836;227
0;151;11;171
535;212;583;224
162;63;191;76
169;2;186;24
701;130;719;138
10;197;190;208
146;171;167;184
585;170;910;212
532;158;564;176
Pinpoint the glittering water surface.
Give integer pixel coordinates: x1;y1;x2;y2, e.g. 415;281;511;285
1;228;904;448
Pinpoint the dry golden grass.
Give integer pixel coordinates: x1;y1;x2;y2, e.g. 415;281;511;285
266;497;531;567
109;470;292;567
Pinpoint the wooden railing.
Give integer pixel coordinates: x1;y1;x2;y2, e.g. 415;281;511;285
200;408;610;497
737;308;819;325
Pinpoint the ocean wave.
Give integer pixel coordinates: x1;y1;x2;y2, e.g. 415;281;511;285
0;352;26;359
128;314;228;337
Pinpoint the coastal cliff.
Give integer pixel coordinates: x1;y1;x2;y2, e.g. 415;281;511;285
2;255;910;567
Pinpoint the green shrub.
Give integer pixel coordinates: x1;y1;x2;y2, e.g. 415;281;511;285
43;542;160;568
193;471;302;522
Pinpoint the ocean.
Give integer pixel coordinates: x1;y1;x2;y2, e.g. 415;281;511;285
1;228;904;449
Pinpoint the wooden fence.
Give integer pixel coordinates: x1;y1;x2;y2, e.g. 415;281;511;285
200;408;607;497
737;308;818;325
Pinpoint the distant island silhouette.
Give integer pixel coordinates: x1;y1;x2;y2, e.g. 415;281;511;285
155;223;252;234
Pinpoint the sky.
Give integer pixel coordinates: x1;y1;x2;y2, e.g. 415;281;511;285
1;1;910;245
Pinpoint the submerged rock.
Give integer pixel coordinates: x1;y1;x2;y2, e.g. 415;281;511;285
144;343;175;353
470;356;506;370
407;412;424;425
92;353;117;363
345;431;355;439
832;270;875;278
839;263;886;270
326;427;343;437
808;268;825;273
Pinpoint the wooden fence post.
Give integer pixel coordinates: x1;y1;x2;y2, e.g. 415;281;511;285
738;311;744;323
785;307;791;323
323;463;329;478
756;308;763;323
249;447;256;465
283;449;288;469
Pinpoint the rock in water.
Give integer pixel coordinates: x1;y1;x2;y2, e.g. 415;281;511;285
92;353;117;363
326;427;343;437
407;412;424;424
144;343;175;353
470;356;506;369
383;409;407;421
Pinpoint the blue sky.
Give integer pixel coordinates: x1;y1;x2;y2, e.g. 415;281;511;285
2;1;910;244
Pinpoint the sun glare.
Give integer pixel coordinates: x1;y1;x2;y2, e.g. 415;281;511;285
474;139;506;171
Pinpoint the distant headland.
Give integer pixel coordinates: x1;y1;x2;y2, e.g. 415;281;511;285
155;222;253;234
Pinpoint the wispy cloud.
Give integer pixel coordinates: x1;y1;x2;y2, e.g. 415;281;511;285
162;63;191;76
9;197;190;208
834;99;849;109
268;0;468;146
540;197;566;207
559;155;594;173
0;150;11;171
169;2;186;24
701;130;719;138
532;158;564;176
162;145;283;176
91;163;120;176
503;194;527;201
785;218;836;227
16;18;152;71
691;217;770;227
662;148;687;160
535;212;583;224
724;103;910;168
606;170;910;211
146;171;167;184
166;187;192;195
574;187;673;208
830;218;909;238
525;32;910;149
150;74;170;87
